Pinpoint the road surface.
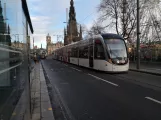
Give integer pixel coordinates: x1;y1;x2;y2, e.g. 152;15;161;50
42;58;161;120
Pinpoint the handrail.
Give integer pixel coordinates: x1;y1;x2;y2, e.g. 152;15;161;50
0;47;22;54
0;44;23;52
0;62;22;75
0;44;20;49
0;57;21;63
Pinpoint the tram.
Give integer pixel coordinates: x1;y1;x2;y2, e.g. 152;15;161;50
40;50;47;59
53;33;129;72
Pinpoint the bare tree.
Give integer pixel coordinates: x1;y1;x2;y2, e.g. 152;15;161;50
98;0;161;44
98;0;137;43
85;20;107;36
89;25;105;35
139;0;161;43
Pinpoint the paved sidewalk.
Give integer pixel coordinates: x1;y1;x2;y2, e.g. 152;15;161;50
31;63;55;120
130;62;161;76
10;63;55;120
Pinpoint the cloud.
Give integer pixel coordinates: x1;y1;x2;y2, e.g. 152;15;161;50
27;0;100;48
31;16;51;22
27;0;70;48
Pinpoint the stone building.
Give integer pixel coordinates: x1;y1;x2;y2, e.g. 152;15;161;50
64;0;82;46
11;41;25;50
46;33;63;55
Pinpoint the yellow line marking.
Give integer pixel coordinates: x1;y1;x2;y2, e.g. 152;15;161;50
12;112;16;116
48;108;52;111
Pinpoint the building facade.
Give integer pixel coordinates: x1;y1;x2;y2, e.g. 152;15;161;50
64;0;82;46
11;41;26;50
46;33;64;55
0;0;33;120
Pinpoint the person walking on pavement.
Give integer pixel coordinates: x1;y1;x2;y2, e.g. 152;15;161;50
37;54;40;63
33;53;37;64
38;54;41;63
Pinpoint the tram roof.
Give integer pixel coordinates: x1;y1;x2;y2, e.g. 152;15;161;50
54;33;124;51
101;33;123;40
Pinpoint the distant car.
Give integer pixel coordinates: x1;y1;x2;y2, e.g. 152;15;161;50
40;51;47;59
41;54;46;59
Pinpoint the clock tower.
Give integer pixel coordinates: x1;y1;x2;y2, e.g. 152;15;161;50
46;33;51;45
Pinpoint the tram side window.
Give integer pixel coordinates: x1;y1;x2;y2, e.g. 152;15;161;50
79;46;88;58
74;48;78;57
94;42;105;59
71;48;78;57
79;47;83;58
71;48;74;57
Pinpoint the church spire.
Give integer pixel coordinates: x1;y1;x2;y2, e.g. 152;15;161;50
0;1;6;43
64;27;67;36
33;38;34;49
65;0;80;44
70;0;74;5
8;24;10;34
0;0;4;25
0;0;3;17
79;25;82;39
67;24;69;35
69;0;76;21
7;24;11;46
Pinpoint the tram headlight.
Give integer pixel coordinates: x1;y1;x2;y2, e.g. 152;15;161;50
116;60;120;64
108;59;113;64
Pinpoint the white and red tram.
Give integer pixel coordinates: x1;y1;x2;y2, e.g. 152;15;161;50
53;33;129;72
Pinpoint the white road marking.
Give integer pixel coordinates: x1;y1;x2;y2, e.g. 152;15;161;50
88;73;119;87
145;97;161;105
71;67;82;72
64;64;68;67
147;68;161;71
60;82;69;85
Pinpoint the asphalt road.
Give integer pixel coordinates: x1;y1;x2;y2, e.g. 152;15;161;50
42;58;161;120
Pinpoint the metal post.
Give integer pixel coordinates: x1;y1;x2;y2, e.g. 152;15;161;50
136;0;140;69
4;3;6;45
71;23;73;43
66;8;68;44
123;0;125;38
57;35;59;42
17;35;19;48
122;0;127;38
66;8;68;24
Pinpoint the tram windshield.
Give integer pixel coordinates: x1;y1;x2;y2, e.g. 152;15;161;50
105;39;127;60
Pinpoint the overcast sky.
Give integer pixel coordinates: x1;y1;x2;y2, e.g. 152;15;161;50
27;0;101;48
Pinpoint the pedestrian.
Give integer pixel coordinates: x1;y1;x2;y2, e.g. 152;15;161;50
37;54;40;63
38;54;41;63
33;53;37;64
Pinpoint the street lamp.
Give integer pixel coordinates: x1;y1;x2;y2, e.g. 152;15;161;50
11;34;17;41
53;35;63;42
53;35;64;48
136;0;140;69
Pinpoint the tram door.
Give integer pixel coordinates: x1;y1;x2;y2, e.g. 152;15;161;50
89;45;94;67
